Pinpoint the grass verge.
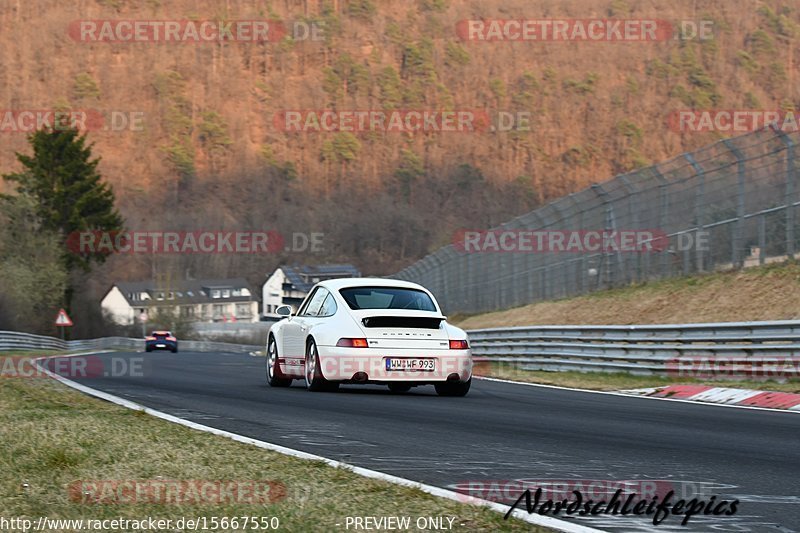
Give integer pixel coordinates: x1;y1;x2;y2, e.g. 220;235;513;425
474;362;800;393
455;261;800;329
0;357;548;532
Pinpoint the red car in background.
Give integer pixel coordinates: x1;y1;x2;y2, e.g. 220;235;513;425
145;331;178;353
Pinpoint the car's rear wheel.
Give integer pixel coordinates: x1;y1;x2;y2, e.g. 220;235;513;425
434;378;471;397
388;383;412;393
267;336;292;387
305;339;337;392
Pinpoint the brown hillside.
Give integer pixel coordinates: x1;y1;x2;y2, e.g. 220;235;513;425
1;0;798;288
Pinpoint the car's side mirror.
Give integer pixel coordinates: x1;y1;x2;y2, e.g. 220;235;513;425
276;305;293;317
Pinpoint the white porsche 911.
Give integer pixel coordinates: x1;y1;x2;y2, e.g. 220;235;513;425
266;278;472;396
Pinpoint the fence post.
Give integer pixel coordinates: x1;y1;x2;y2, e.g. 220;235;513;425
536;207;559;300
520;212;545;305
591;183;616;288
650;168;671;278
464;252;475;313
722;139;746;269
772;126;797;260
478;249;491;312
684;153;706;272
618;175;638;284
416;259;437;311
406;263;422;286
549;201;569;298
433;249;451;313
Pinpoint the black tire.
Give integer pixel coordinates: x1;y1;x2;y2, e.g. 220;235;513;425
171;347;178;353
304;339;338;392
145;346;152;353
267;336;292;387
388;383;412;393
434;378;471;397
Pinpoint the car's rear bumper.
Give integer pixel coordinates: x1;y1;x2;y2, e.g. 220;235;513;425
280;345;472;382
146;342;177;351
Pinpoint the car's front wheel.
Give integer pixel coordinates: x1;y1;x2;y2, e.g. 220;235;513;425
304;339;338;392
434;378;471;397
267;336;292;387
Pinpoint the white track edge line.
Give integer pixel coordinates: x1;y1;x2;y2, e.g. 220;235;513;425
474;376;800;415
32;353;604;533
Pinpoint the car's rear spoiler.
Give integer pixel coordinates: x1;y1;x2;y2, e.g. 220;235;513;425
361;316;445;329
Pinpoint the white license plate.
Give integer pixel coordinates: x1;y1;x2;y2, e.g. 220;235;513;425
385;358;435;371
156;344;166;347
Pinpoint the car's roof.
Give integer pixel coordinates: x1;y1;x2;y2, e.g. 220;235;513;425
317;277;428;291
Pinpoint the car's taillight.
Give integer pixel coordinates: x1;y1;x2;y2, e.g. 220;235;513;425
449;339;469;350
166;336;176;342
145;336;155;341
336;338;369;348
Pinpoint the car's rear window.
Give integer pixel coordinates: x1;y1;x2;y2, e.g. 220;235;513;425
339;287;437;311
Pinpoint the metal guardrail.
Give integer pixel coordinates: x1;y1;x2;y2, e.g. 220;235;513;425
467;320;800;376
178;340;261;353
0;331;260;354
0;330;69;351
6;321;800;377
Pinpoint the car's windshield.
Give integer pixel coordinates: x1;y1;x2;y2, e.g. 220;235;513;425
339;287;437;312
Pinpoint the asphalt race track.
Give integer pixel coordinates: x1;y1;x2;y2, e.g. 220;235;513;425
60;351;800;532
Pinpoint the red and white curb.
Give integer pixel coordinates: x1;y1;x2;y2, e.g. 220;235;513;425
475;376;800;414
619;385;800;411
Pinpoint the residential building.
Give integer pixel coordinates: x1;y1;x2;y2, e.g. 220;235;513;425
261;264;360;317
101;278;258;326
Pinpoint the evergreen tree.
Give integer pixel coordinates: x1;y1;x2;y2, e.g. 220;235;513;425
3;128;124;272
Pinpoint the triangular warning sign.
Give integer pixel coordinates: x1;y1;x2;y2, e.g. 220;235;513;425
55;308;73;326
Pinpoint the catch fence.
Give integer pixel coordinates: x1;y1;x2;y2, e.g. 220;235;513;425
393;127;799;314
